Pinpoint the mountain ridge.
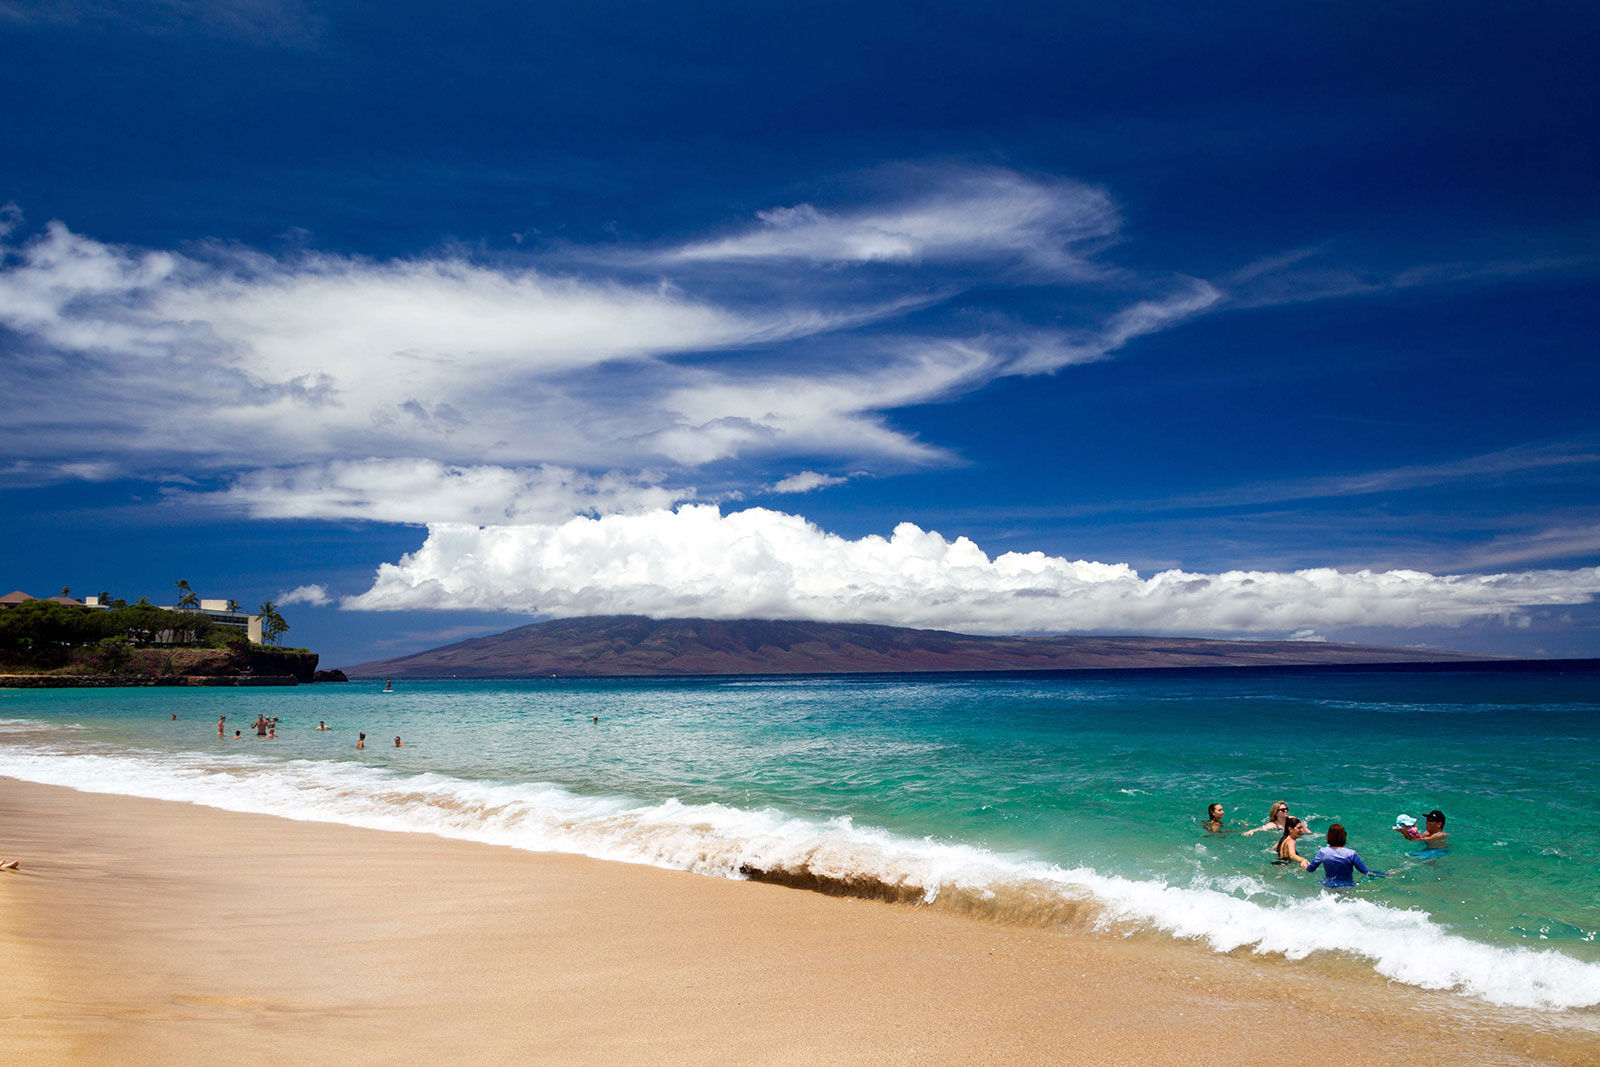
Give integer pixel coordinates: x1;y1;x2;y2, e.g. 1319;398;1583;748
344;615;1495;678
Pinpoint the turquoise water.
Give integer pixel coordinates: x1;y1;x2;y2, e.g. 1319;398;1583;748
2;666;1597;1009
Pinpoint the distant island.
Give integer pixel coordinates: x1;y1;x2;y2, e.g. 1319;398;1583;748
345;615;1502;679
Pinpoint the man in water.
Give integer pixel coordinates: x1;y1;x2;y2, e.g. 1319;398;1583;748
1401;812;1452;857
393;736;404;747
1305;823;1383;887
317;721;330;731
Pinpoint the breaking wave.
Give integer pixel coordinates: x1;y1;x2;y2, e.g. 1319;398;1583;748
1;738;1598;1011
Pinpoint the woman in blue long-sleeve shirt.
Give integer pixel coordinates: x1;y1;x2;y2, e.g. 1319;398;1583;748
1304;823;1384;887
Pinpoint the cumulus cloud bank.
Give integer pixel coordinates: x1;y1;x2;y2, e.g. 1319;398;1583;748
344;505;1600;634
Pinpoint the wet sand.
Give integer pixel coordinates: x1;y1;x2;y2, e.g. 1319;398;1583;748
1;777;1594;1066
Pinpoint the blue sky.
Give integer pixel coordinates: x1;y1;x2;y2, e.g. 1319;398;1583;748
3;1;1598;665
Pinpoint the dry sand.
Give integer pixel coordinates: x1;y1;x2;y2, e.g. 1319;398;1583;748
1;777;1594;1066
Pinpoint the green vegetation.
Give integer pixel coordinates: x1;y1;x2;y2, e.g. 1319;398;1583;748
257;600;289;646
0;599;244;666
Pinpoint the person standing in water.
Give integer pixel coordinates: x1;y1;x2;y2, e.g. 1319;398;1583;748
1274;818;1312;869
393;736;404;747
384;680;392;692
1243;801;1291;836
1396;809;1449;850
356;733;365;750
1305;823;1383;887
217;716;226;738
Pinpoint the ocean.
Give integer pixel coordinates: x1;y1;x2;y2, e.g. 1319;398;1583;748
2;666;1597;1013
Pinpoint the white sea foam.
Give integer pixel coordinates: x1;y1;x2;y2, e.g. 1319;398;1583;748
1;741;1598;1011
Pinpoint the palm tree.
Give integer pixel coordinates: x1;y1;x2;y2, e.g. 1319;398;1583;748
174;579;199;610
225;598;240;612
257;601;288;646
60;585;72;597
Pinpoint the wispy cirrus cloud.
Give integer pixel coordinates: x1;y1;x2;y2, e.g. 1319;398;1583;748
665;168;1119;276
770;471;849;494
190;459;690;525
0;170;1203;505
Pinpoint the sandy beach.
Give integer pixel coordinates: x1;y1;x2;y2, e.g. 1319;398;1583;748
0;777;1594;1066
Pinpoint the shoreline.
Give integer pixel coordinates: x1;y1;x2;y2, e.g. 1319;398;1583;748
2;778;1595;1065
343;657;1600;682
0;673;304;688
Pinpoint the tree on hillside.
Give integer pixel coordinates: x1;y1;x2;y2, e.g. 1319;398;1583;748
60;586;71;597
174;579;199;610
257;601;289;646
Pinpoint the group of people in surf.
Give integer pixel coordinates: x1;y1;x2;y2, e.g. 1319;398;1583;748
1204;800;1449;888
212;714;405;749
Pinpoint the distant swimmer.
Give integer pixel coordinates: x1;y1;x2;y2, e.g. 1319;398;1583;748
1396;809;1449;851
1274;818;1312;869
218;716;226;737
356;732;365;750
592;716;599;725
267;722;277;739
393;736;404;747
233;730;242;739
1243;801;1291;836
1204;803;1226;833
170;713;177;721
316;721;330;731
1305;823;1383;887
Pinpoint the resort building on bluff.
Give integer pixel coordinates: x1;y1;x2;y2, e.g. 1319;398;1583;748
2;591;264;644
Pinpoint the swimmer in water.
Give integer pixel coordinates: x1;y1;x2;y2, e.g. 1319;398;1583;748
217;716;226;737
1242;801;1291;836
393;736;404;747
1305;823;1383;887
233;730;242;739
1396;809;1449;850
1274;817;1312;869
317;721;330;731
1203;803;1226;833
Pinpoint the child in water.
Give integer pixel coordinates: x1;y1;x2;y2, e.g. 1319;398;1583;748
1305;823;1383;887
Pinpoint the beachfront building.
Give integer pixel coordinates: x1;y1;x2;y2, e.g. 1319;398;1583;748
4;590;264;644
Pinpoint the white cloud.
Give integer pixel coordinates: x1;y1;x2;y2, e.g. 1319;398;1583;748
0;221;846;473
277;583;332;606
343;505;1600;634
0;169;1227;516
668;169;1118;274
770;471;847;494
190;459;689;525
